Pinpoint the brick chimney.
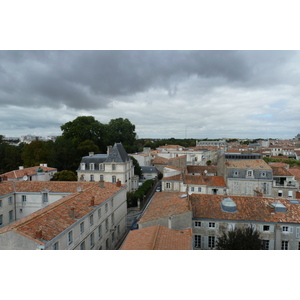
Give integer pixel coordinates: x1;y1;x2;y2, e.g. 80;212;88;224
35;228;43;239
99;180;104;188
70;207;75;219
116;179;121;187
107;145;112;155
90;197;95;206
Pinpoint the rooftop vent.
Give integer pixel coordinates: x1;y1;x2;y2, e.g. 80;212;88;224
270;200;287;213
180;194;188;198
221;197;237;213
288;199;300;204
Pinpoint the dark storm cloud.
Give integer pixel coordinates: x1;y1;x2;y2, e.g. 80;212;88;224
0;50;298;111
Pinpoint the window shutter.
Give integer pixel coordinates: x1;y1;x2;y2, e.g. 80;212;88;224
296;227;300;238
215;222;219;230
289;227;293;233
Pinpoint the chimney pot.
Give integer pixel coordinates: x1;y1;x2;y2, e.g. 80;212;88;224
70;207;75;219
90;197;95;206
89;152;94;156
116;179;121;187
35;228;43;239
99;180;104;188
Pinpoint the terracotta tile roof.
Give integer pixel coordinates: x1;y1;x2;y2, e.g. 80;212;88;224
0;166;57;179
169;155;187;161
0;182;124;244
152;156;169;164
186;165;217;174
289;167;300;180
120;225;192;250
0;181;96;196
162;174;183;181
271;166;293;177
139;192;191;224
157;145;183;149
226;159;272;170
184;175;227;187
164;165;184;172
191;194;300;224
269;162;289;168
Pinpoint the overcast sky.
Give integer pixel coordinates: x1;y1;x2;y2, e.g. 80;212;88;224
0;50;299;140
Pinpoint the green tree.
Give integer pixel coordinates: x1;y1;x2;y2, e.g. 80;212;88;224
130;156;142;178
52;170;77;181
22;140;49;167
61;116;104;148
77;140;99;158
216;226;262;250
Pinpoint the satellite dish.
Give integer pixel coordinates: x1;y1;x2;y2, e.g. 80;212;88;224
23;175;28;181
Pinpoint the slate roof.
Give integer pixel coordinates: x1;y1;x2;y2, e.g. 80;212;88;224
141;166;158;173
0;182;125;243
106;143;130;163
139;192;191;224
120;225;192;250
191;194;300;224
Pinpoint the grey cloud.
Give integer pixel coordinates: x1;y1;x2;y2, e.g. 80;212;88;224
0;50;299;111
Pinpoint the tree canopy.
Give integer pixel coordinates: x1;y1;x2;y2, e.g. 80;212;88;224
217;226;262;250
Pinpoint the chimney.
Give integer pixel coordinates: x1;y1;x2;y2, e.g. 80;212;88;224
116;179;121;187
19;166;24;170
35;228;43;239
70;207;75;219
107;146;112;155
90;197;95;206
99;180;104;188
168;216;172;229
89;152;94;156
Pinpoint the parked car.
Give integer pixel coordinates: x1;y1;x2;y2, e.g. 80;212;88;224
156;186;161;192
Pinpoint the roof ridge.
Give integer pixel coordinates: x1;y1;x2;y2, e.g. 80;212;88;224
151;224;161;250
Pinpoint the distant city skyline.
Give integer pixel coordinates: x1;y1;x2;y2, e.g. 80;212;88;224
1;51;300;140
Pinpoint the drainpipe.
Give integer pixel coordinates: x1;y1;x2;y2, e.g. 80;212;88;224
12;182;17;221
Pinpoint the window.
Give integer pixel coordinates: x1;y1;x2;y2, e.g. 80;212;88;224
98;225;102;239
166;182;171;189
98;208;101;219
278;190;283;197
80;222;84;234
209;222;216;228
195;221;201;227
52;242;59;250
111;198;114;208
298;242;300;250
112;175;116;183
106;238;109;249
233;171;239;177
90;233;94;249
112;232;115;243
208;236;215;249
0;199;2;208
247;170;253;177
42;193;48;203
8;197;12;205
81;163;85;170
22;195;26;203
198;187;202;192
262;240;269;250
68;231;73;245
90;163;95;170
117;225;120;236
9;210;13;222
0;214;3;226
111;213;114;225
112;164;116;171
194;235;201;248
100;175;104;181
105;219;109;232
90;175;94;182
191;187;194;192
288;191;293;198
105;203;108;213
260;172;266;178
80;241;85;250
90;214;94;226
282;226;289;232
281;241;288;250
263;225;270;231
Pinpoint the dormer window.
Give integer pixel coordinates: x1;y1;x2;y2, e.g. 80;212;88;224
112;164;116;171
260;172;266;178
81;163;86;170
246;170;253;178
233;171;239;177
90;163;95;170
